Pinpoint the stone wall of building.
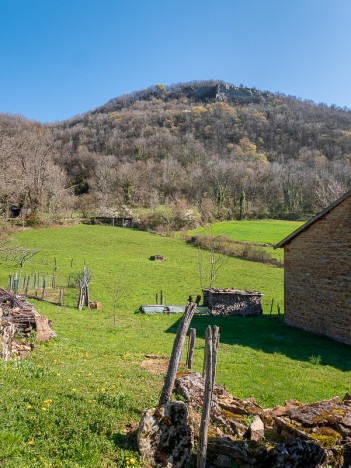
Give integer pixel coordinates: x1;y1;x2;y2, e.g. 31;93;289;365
203;288;262;317
284;196;351;345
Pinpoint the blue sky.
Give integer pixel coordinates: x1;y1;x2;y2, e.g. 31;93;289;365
1;0;351;122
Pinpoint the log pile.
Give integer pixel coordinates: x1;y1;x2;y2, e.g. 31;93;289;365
0;288;53;359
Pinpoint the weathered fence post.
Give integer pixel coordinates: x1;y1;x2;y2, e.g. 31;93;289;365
7;275;12;292
159;298;198;406
197;326;213;468
42;276;46;299
25;276;30;296
160;290;164;305
186;328;196;370
211;325;219;387
270;298;274;316
59;288;64;306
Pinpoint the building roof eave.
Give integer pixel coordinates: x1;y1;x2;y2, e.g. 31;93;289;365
274;189;351;249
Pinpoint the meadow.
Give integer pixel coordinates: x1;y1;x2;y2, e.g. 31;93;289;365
188;219;304;263
0;223;350;467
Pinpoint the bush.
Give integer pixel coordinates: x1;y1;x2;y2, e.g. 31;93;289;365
138;204;201;232
24;212;42;228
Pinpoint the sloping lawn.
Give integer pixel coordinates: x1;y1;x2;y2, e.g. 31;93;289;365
0;224;349;467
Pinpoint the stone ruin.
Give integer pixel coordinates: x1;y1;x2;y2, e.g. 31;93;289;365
203;288;263;317
138;371;351;467
0;288;53;359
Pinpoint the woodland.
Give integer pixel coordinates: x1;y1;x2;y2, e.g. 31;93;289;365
1;80;351;228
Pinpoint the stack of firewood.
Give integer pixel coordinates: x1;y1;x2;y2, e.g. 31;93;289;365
0;288;53;359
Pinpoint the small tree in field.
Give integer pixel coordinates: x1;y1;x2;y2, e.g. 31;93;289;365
197;228;229;289
76;265;91;310
112;276;126;326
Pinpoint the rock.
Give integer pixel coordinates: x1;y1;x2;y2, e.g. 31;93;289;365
35;315;52;341
138;401;192;467
250;415;264;441
206;437;252;467
267;438;326;467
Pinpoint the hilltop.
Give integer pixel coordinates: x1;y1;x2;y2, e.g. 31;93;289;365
1;80;351;224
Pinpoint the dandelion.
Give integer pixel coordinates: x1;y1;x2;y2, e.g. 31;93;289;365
27;440;35;446
26;404;32;410
41;407;47;411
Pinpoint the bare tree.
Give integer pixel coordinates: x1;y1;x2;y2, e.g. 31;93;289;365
197;227;229;289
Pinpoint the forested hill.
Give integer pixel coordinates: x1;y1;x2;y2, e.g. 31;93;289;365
1;80;351;224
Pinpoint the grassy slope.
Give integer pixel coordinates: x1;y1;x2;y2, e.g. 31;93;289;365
0;224;350;467
190;219;304;244
189;219;304;262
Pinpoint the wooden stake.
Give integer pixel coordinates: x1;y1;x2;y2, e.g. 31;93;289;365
25;276;30;295
160;289;164;305
159;300;197;406
186;328;196;370
7;275;12;292
211;326;219;388
197;326;213;468
42;276;46;299
59;288;64;306
270;298;274;316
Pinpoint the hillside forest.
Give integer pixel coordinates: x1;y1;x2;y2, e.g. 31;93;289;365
1;80;351;228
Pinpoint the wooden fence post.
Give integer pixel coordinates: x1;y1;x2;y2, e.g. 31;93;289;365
186;328;196;370
25;276;30;296
159;299;198;406
7;275;12;292
59;289;64;306
197;326;213;468
42;276;46;300
211;325;219;388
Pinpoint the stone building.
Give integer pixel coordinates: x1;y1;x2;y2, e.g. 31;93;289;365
276;190;351;345
202;288;263;316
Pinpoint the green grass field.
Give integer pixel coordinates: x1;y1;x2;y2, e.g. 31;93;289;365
189;219;304;244
189;219;304;263
0;223;350;467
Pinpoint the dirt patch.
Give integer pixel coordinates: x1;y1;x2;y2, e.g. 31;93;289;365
141;355;169;374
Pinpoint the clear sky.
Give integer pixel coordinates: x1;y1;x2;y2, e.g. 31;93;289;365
1;0;351;123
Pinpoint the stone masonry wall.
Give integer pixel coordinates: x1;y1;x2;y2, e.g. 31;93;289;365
284;196;351;345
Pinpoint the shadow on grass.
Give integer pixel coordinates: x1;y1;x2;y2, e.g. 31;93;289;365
110;425;139;456
165;314;351;372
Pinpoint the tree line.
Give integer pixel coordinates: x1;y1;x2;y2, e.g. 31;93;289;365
1;81;351;227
